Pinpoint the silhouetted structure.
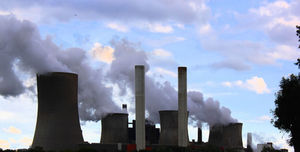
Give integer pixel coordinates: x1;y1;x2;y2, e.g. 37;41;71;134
101;113;128;144
178;67;188;147
32;72;83;151
208;123;243;149
159;110;189;146
198;127;202;143
135;65;145;150
128;120;160;145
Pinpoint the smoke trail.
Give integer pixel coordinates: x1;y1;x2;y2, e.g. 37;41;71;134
104;38;237;126
0;15;121;120
0;15;237;125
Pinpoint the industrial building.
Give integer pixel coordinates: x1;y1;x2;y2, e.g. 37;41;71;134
31;67;246;152
208;123;243;149
32;72;84;151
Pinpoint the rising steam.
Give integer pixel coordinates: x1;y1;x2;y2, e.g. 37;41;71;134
0;15;237;126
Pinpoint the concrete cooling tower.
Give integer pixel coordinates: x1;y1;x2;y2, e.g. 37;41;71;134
32;72;84;151
100;113;128;144
208;123;243;149
159;110;189;146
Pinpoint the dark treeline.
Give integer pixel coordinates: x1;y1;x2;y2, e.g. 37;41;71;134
0;145;243;152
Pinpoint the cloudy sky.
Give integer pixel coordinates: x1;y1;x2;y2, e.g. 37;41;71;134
0;0;299;151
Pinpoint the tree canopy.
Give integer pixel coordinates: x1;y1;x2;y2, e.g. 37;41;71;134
271;26;300;152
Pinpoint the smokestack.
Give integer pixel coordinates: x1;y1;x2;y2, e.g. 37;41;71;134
247;133;253;152
135;65;145;150
198;127;202;143
122;104;127;110
159;110;189;146
208;123;243;149
100;113;128;144
247;133;252;148
178;67;188;147
32;72;83;151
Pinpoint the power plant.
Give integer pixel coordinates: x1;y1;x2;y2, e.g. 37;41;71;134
208;123;243;149
159;110;189;146
32;72;84;151
100;113;129;144
30;67;246;152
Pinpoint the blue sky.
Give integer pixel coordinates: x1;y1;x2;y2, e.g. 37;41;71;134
0;0;299;151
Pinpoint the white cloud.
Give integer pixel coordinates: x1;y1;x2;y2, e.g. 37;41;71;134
258;115;271;121
18;137;32;147
147;48;177;69
174;23;185;29
245;76;271;94
0;139;10;149
144;36;185;47
145;23;173;33
203;0;300;71
3;126;22;134
0;11;10;15
203;37;299;71
0;137;32;149
0;0;210;24
222;76;270;94
198;23;212;34
211;60;251;71
0;111;15;121
248;0;300;29
267;45;300;61
155;67;177;78
249;1;290;17
222;81;232;87
106;22;128;32
242;0;300;45
248;115;272;123
90;42;115;64
152;49;172;57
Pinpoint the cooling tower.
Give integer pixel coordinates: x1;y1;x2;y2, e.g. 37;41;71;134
159;110;189;146
32;72;83;151
100;113;128;144
208;123;243;149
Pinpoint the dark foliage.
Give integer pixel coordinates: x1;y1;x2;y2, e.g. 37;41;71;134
271;26;300;152
296;25;300;68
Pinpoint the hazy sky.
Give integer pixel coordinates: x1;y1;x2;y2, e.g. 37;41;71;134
0;0;299;151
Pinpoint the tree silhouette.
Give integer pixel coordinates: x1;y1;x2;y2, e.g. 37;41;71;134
271;26;300;152
296;25;300;69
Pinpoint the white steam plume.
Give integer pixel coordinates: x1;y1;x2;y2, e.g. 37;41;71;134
0;15;237;126
0;15;121;120
105;38;237;126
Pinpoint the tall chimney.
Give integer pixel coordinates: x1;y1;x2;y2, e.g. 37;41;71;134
198;127;202;143
135;65;145;150
32;72;83;151
247;133;252;148
178;67;188;147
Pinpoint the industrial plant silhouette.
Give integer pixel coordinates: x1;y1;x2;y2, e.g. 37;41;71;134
28;66;244;152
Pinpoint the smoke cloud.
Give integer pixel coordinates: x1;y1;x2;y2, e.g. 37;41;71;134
106;39;237;126
0;15;121;120
0;15;237;126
